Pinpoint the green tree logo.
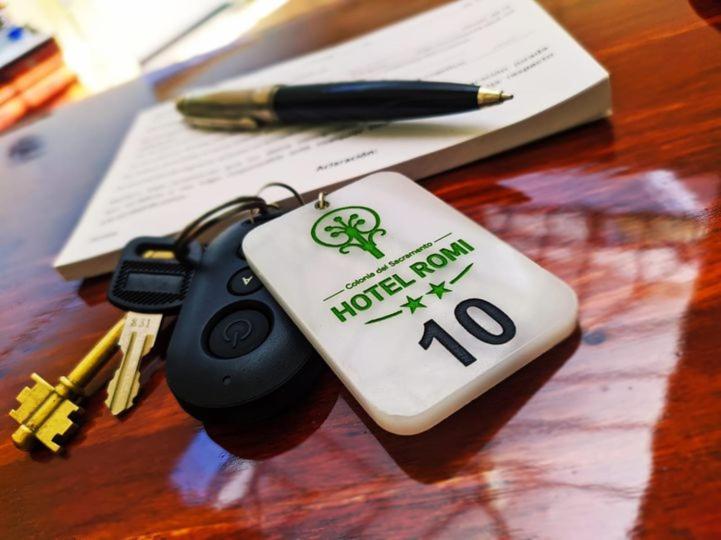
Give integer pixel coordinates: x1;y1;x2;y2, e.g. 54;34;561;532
311;206;386;259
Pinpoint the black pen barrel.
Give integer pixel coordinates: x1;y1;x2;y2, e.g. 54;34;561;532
273;81;480;123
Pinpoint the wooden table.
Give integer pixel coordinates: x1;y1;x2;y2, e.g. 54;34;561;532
2;0;721;537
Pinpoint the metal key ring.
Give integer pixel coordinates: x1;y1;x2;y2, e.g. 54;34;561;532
315;191;329;209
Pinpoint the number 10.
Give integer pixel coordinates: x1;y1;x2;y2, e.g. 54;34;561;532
419;298;516;366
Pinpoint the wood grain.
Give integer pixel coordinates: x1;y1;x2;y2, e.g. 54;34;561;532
2;0;721;537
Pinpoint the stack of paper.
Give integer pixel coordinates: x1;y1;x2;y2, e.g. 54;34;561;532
55;0;610;279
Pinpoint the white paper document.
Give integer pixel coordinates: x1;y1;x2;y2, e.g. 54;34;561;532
55;0;610;279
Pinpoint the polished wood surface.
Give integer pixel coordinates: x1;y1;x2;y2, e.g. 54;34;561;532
2;0;721;537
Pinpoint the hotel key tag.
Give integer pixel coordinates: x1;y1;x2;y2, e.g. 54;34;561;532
243;172;578;435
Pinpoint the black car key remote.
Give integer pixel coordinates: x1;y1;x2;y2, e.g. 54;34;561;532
164;211;323;422
107;211;323;423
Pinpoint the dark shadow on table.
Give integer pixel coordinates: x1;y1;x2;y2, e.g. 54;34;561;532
76;274;114;307
345;328;581;484
204;367;339;460
689;0;721;31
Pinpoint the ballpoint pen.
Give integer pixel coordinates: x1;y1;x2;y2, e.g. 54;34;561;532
176;80;513;130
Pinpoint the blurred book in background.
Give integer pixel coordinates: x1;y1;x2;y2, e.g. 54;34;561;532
0;18;79;133
2;0;323;90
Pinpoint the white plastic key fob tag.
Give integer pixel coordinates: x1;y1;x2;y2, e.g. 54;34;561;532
244;172;578;435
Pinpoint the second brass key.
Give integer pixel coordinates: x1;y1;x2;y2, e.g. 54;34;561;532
105;312;162;415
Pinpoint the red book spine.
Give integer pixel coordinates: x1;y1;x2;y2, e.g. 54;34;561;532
22;66;76;107
0;39;59;83
0;95;28;131
0;39;79;132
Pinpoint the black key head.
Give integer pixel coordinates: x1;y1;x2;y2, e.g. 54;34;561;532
107;237;200;314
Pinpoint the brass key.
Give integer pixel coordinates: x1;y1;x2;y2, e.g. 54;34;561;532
10;317;125;453
105;312;162;415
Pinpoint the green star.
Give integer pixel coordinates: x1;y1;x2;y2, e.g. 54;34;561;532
401;294;427;314
427;281;452;299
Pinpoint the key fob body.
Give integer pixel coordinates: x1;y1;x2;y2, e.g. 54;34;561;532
165;212;323;422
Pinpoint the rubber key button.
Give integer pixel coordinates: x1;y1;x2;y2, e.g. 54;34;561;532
228;267;262;295
207;309;270;358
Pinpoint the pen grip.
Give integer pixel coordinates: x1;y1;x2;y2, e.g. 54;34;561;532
274;81;479;123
